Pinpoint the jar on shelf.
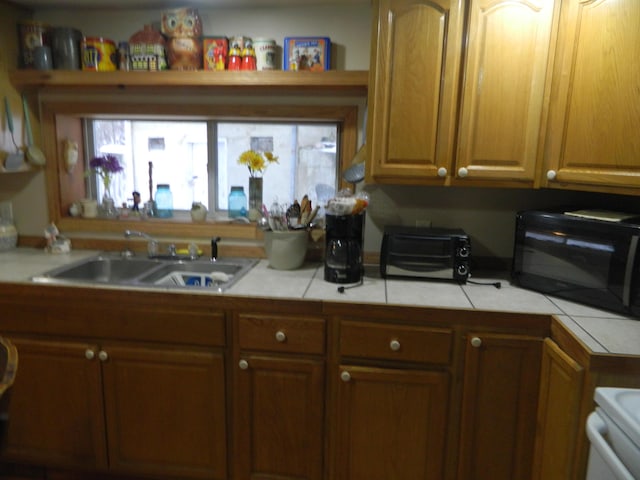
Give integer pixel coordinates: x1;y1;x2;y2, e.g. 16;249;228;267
228;186;247;218
155;184;173;218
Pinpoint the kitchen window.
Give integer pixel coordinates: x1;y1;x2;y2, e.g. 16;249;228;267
44;100;360;239
86;119;339;215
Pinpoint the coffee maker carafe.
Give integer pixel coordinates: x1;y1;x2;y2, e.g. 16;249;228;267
324;213;365;283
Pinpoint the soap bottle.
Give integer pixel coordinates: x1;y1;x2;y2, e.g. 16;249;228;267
228;186;247;218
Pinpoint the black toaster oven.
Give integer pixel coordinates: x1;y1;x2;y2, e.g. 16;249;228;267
380;226;471;283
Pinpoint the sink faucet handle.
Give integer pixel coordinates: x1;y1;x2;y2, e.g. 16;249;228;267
147;240;159;258
211;237;221;261
188;242;200;260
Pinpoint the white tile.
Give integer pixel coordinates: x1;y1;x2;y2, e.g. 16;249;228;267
305;270;386;303
571;316;640;355
229;260;317;298
386;279;472;308
463;284;563;314
554;315;607;353
547;296;632;319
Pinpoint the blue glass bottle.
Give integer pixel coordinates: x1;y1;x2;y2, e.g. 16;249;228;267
228;186;247;218
155;184;173;218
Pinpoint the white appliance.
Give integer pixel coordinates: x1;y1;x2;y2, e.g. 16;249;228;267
586;387;640;480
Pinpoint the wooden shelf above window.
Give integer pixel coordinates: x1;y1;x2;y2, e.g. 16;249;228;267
10;70;369;96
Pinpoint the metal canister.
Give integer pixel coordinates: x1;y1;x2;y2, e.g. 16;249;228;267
81;37;117;71
18;20;50;68
118;41;130;71
253;38;277;70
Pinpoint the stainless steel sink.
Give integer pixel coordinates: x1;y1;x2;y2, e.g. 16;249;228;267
31;254;257;292
137;259;255;290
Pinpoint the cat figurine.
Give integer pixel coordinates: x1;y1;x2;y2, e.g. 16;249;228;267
161;7;203;70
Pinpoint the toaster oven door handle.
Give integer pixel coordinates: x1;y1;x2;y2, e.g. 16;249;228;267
623;235;639;307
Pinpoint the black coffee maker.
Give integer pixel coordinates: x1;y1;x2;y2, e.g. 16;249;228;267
324;213;365;283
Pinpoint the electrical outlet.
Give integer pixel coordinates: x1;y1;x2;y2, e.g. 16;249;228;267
0;201;13;221
415;219;431;227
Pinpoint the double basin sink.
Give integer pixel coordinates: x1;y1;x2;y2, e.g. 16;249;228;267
31;254;257;292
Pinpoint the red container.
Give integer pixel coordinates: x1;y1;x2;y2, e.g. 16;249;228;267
203;37;228;70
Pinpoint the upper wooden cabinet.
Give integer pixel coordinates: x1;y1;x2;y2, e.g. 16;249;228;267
367;0;558;186
366;0;465;183
455;0;557;185
542;0;640;194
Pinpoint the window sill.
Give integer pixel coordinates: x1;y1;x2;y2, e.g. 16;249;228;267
58;216;262;241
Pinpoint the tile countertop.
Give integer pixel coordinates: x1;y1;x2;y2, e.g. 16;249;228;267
1;247;639;357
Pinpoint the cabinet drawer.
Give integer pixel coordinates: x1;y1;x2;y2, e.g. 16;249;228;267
238;315;325;355
340;321;452;365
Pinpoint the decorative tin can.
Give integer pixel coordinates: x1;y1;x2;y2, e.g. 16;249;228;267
203;37;228;70
81;37;117;71
129;25;167;71
118;41;130;71
253;38;276;70
18;20;50;68
284;36;331;71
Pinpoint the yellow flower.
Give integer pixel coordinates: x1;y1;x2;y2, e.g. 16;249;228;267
238;150;278;177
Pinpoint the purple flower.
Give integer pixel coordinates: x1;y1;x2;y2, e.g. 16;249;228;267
89;154;124;174
87;154;124;193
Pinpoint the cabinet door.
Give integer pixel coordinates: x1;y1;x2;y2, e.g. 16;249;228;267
367;0;465;183
334;365;449;480
532;338;584;480
455;0;557;183
544;0;640;190
458;333;542;480
101;345;227;480
233;355;325;480
1;338;107;469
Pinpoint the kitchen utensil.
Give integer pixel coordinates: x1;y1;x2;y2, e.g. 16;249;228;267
342;145;366;189
22;94;46;166
3;97;26;171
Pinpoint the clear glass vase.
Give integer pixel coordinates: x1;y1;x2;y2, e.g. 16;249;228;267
248;177;263;221
101;191;117;218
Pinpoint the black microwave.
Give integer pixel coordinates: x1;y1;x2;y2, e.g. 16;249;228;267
380;226;471;283
512;209;640;317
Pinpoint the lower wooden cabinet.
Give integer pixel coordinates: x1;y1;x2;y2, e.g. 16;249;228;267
331;318;453;479
101;344;227;479
333;365;449;480
531;338;584;480
233;355;325;480
457;332;543;480
232;314;326;480
3;338;107;469
4;337;227;480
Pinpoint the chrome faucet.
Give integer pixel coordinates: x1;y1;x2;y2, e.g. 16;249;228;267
124;230;159;257
211;237;221;262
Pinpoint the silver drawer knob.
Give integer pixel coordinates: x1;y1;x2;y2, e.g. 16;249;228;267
546;169;557;181
239;359;249;370
85;349;95;360
98;350;108;361
275;331;287;342
458;167;469;178
340;370;351;382
389;339;401;351
437;167;447;177
471;337;482;348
